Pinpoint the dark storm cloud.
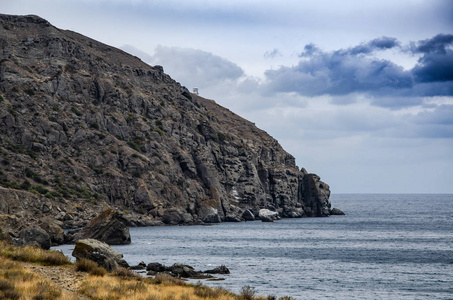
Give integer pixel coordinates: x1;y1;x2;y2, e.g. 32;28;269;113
265;37;412;97
346;36;400;55
411;34;453;84
264;35;453;106
412;34;453;54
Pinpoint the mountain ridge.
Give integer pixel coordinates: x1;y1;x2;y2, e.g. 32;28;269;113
0;13;337;239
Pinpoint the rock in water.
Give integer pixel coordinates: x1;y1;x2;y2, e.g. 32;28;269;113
204;265;230;274
75;209;131;245
330;208;345;215
72;238;129;271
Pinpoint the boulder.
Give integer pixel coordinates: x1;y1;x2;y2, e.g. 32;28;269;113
204;265;230;274
330;208;345;215
130;261;147;270
162;208;193;225
259;209;280;222
146;262;167;273
170;263;197;278
39;217;65;245
242;209;255;221
18;226;51;250
198;204;221;223
75;209;131;245
72;238;129;271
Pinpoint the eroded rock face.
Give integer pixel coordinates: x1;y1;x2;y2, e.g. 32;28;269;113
72;238;129;271
0;14;337;229
74;209;131;245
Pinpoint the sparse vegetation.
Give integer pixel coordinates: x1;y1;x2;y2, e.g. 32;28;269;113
70;106;83;116
0;242;295;300
0;241;70;266
75;258;107;276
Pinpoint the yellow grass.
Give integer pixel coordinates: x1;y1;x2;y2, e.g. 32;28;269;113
0;256;78;300
79;275;237;300
0;241;294;300
0;241;70;266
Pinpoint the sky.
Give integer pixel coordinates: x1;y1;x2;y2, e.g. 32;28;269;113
2;0;453;193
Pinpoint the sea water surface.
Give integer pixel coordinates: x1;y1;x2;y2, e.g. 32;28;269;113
56;194;453;299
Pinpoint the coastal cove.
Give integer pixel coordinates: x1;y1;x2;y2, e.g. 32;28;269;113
55;194;453;299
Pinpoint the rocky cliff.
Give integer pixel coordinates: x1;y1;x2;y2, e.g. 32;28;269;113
0;14;334;233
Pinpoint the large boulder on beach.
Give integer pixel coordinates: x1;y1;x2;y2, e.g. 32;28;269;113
242;209;256;221
17;226;51;250
259;209;280;222
74;209;131;245
72;238;129;271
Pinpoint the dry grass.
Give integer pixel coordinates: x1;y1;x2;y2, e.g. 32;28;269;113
76;258;107;276
0;256;78;299
79;275;238;300
0;241;70;266
0;241;294;300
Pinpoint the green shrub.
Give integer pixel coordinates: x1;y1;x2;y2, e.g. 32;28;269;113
71;106;83;116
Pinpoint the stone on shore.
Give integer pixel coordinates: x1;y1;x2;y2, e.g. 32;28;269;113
17;226;51;250
74;209;131;245
259;209;280;222
72;238;129;271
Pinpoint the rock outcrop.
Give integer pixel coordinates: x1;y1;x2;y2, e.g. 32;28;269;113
145;262;229;278
17;226;51;250
72;238;129;271
74;209;131;245
0;14;336;231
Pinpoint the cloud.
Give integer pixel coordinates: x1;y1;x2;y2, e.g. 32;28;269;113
263;34;453;107
411;34;453;84
121;45;244;89
346;36;400;55
264;48;282;59
412;34;453;54
264;42;413;97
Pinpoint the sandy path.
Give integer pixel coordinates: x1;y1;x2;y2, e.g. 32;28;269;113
24;263;91;299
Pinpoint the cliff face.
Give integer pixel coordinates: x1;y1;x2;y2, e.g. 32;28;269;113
0;14;332;229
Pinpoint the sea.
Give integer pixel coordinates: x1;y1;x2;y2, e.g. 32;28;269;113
55;194;453;299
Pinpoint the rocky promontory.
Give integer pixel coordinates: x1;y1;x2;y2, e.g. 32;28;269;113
0;14;340;243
